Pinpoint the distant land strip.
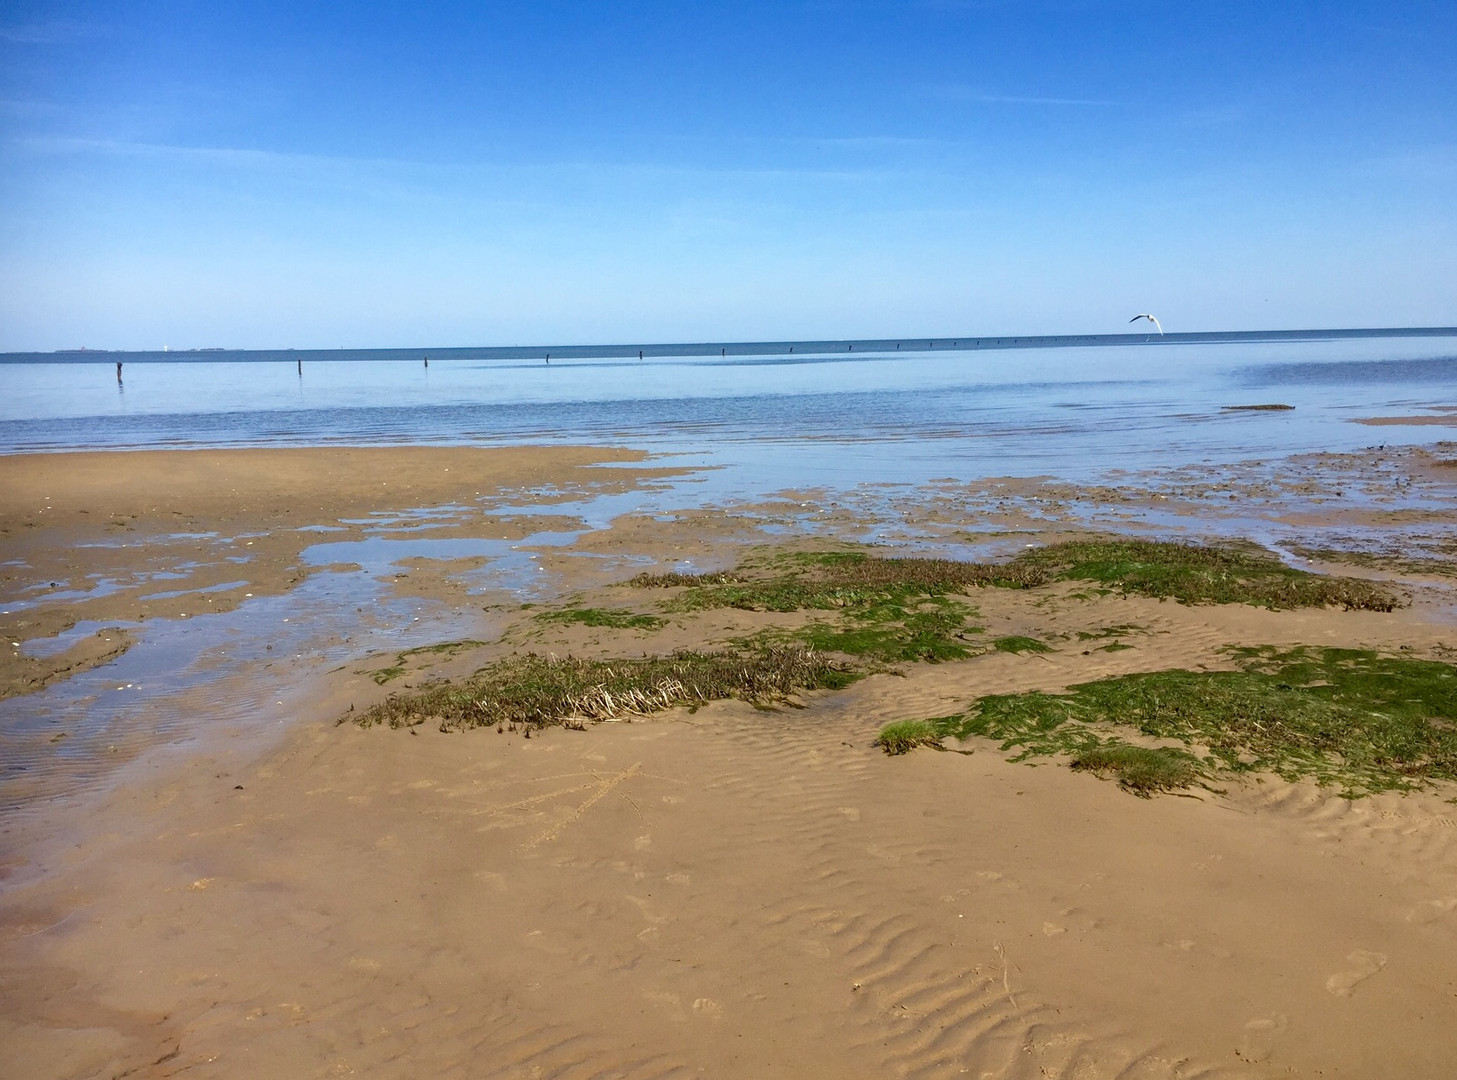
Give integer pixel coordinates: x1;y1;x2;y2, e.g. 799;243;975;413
4;326;1455;364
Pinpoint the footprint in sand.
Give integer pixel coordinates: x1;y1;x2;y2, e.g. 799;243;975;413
473;869;507;892
1240;1015;1288;1063
642;989;686;1021
1325;950;1387;997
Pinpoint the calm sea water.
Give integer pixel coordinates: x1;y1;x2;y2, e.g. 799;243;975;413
3;333;1455;493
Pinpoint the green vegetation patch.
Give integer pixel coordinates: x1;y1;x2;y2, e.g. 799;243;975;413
915;647;1457;797
875;719;942;755
1013;539;1401;611
1068;744;1204;796
628;570;744;588
535;607;666;631
630;549;1044;664
756;597;981;664
634;541;1400;616
625;541;1401;667
352;646;859;731
638;551;1047;614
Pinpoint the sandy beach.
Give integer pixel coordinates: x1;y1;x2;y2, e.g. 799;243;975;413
8;0;1456;1073
4;443;1457;1079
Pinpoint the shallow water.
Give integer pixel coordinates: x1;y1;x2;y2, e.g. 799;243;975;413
3;336;1455;495
0;488;710;815
2;332;1455;819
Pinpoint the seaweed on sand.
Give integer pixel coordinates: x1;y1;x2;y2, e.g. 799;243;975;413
1012;539;1402;611
887;647;1457;797
352;647;859;732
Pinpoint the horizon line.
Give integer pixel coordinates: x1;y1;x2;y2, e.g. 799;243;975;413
4;324;1457;362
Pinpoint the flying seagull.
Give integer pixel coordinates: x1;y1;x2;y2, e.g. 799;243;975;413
1129;313;1163;335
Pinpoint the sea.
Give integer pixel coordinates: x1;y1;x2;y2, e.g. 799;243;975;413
3;329;1456;491
3;328;1456;818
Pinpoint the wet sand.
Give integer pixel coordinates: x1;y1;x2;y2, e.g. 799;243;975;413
3;444;1457;1079
0;446;677;699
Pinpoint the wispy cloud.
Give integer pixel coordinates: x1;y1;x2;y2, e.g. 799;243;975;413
937;87;1116;106
12;136;909;186
0;97;60;118
0;19;100;45
746;134;943;151
16;137;337;168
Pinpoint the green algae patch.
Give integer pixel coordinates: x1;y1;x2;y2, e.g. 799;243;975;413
632;540;1401;617
767;597;982;664
917;647;1457;797
630;549;1044;664
875;719;942;756
639;551;1047;614
1068;744;1204;797
535;607;666;631
622;541;1401;669
628;570;744;588
1013;539;1402;611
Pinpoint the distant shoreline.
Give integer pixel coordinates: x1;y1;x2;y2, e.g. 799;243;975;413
5;325;1456;364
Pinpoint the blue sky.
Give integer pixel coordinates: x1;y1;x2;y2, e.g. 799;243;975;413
1;1;1454;350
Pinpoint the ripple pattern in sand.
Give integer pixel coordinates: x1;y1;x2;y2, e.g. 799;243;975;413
670;704;1239;1079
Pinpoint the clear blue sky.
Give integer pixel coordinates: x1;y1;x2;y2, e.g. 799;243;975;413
2;1;1453;350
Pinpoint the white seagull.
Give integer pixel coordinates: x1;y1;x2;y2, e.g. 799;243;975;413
1129;313;1163;335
